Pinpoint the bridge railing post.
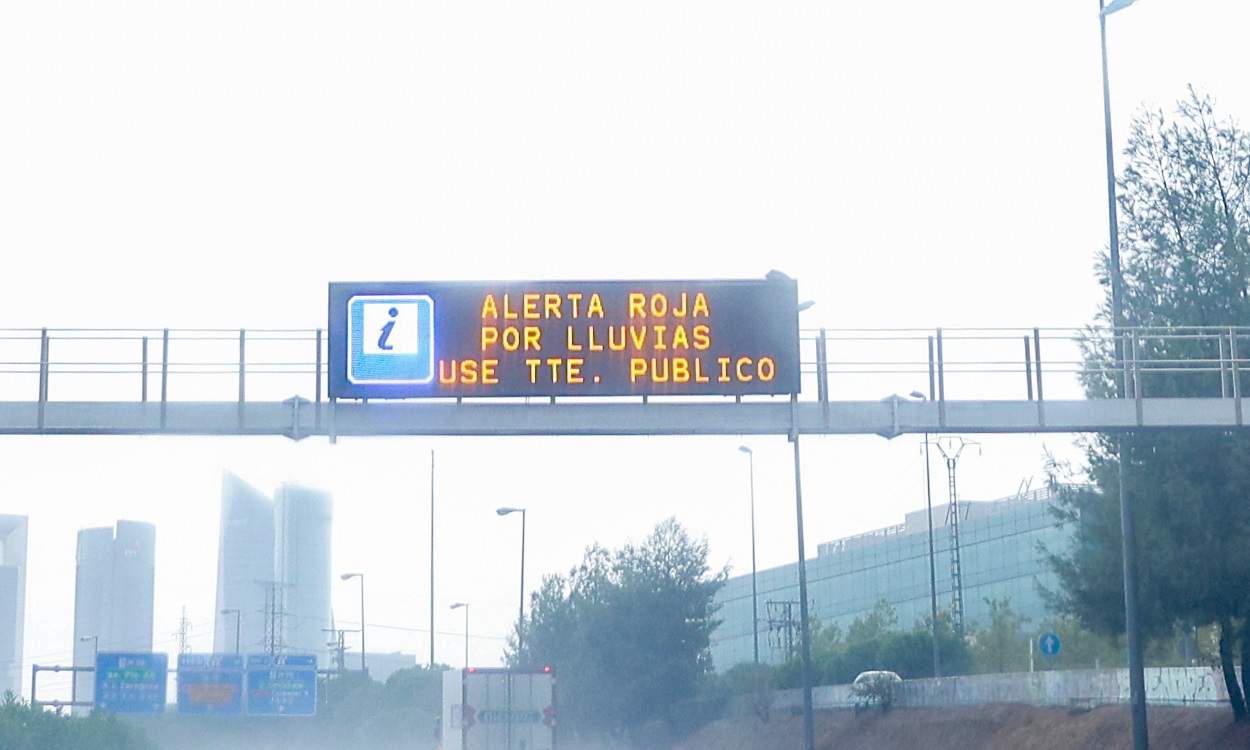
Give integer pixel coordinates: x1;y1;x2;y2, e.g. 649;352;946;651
1033;328;1045;427
238;329;246;430
37;328;49;431
927;336;936;401
1132;333;1143;426
1023;335;1034;401
315;328;323;432
160;328;169;430
936;329;946;429
1219;332;1230;398
141;336;149;402
816;328;829;427
1231;327;1242;426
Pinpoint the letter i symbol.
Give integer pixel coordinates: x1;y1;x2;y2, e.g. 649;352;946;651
378;307;398;351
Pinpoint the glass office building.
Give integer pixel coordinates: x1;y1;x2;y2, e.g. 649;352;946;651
0;515;27;695
72;520;156;711
710;485;1074;671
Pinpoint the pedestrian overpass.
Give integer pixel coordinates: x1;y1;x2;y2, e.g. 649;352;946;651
0;325;1244;437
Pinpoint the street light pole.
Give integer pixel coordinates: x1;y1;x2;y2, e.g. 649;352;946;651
497;507;528;660
790;419;815;750
451;603;469;668
738;445;760;665
909;392;942;679
787;294;817;750
1100;2;1148;748
430;450;436;670
341;573;366;674
923;436;941;678
77;635;98;708
221;609;241;654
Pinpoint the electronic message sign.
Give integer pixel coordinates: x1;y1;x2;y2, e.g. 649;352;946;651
94;652;168;715
245;654;317;717
328;279;800;399
178;654;244;716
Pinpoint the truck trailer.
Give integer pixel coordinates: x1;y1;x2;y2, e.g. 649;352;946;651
441;667;556;750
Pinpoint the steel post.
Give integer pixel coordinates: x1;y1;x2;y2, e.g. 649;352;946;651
790;396;815;750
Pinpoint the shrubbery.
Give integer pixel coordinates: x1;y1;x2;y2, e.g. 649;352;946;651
0;692;155;750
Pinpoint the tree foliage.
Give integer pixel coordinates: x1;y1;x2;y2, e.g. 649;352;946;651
509;518;727;742
970;597;1031;675
776;601;971;688
1052;88;1250;719
0;692;155;750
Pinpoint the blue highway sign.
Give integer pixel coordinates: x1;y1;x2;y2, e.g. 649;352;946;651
94;652;168;714
177;653;244;716
245;654;317;716
1039;632;1061;658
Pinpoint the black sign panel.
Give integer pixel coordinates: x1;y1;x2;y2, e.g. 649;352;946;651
328;279;800;399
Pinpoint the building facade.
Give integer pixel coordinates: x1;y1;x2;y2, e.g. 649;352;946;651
274;483;333;661
213;472;275;654
72;520;156;709
710;486;1073;671
213;475;334;663
0;515;28;695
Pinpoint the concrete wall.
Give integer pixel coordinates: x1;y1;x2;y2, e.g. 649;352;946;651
759;667;1240;714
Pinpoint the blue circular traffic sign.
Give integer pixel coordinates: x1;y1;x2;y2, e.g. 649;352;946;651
1039;632;1061;657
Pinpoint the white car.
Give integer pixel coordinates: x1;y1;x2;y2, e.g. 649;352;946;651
851;670;903;711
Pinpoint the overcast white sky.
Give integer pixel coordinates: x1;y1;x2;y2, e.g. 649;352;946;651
3;0;1250;699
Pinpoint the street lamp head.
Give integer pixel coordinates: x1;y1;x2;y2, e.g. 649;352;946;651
496;507;523;516
450;602;466;610
1101;0;1139;16
738;445;752;455
797;300;815;313
221;608;238;615
909;391;928;400
340;572;361;581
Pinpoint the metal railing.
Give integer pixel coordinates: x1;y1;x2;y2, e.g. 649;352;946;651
2;325;1247;414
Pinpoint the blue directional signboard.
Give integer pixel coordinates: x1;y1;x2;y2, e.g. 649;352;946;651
177;654;244;716
245;654;317;716
1039;632;1062;658
94;652;168;715
327;279;801;399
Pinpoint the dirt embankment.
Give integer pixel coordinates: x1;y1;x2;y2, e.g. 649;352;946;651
674;705;1250;750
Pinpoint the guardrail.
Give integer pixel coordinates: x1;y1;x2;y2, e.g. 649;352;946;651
1;325;1246;403
2;326;1246;436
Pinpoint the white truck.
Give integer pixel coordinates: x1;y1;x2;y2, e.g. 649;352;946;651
441;667;556;750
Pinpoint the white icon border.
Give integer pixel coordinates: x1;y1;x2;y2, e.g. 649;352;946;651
346;294;436;385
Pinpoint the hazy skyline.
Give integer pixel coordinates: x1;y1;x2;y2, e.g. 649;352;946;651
3;0;1250;701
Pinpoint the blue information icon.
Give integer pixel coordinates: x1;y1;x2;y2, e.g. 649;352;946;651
347;295;435;385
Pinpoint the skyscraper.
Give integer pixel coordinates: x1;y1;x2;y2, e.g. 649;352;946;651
0;515;28;696
72;520;156;710
213;472;275;654
274;483;332;661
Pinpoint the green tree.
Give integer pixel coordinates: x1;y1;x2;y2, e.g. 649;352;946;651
0;692;155;750
510;518;727;743
1051;88;1250;720
777;602;971;688
971;597;1030;674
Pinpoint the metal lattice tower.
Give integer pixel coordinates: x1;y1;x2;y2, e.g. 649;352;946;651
175;606;192;655
259;580;290;656
766;600;800;661
933;436;980;636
